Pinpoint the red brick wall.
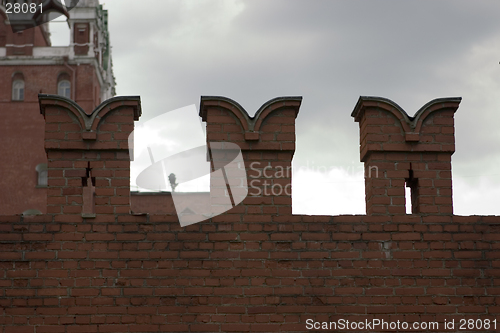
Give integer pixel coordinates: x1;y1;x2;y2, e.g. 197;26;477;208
0;12;7;47
130;192;209;215
0;214;498;332
0;13;49;50
33;25;50;47
0;95;499;332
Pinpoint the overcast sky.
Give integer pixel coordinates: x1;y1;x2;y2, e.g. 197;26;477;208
58;0;500;215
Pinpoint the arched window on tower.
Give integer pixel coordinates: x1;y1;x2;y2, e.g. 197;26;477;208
58;80;71;98
57;73;71;99
12;73;25;101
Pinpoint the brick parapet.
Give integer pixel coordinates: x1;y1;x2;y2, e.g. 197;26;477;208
1;94;496;331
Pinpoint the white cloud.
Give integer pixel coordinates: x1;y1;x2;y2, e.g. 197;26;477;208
130;104;207;192
292;166;365;215
454;175;500;215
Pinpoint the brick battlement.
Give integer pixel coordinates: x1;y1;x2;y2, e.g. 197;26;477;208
39;94;141;219
200;96;301;216
352;96;461;216
0;95;499;332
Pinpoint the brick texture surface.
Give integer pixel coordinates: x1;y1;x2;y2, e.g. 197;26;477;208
0;215;499;332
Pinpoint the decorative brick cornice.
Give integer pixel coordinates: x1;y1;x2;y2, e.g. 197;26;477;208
352;96;461;142
39;94;141;140
200;96;301;141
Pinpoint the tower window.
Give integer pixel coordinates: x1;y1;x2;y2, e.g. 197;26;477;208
36;163;48;187
12;80;25;101
58;80;71;99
